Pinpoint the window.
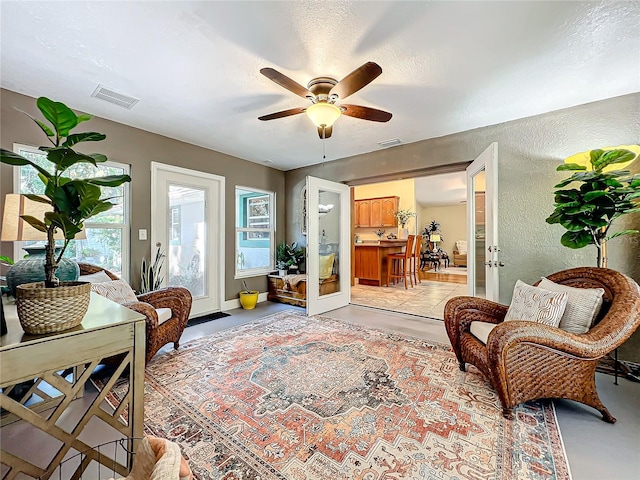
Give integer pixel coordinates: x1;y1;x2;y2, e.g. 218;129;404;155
13;143;130;279
235;186;275;277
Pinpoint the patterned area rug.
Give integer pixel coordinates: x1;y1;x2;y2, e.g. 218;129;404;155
98;310;570;480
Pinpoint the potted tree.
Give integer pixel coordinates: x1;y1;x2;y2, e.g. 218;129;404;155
546;146;639;267
0;97;131;333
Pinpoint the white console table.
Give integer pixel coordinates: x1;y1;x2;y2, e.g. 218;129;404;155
0;293;145;479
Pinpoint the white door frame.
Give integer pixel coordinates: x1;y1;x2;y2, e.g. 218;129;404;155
466;143;499;300
150;162;225;317
306;175;351;316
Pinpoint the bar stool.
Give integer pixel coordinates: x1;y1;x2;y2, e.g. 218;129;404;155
387;235;415;289
411;235;422;285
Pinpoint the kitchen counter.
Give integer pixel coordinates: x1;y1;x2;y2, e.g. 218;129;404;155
354;241;407;286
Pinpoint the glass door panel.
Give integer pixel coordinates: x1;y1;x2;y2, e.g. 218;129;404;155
167;185;206;298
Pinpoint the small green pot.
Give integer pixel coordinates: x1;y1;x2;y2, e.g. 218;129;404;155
239;290;259;310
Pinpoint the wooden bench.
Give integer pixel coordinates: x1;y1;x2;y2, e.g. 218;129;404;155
267;274;339;307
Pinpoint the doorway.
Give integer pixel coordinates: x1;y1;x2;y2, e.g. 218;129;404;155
151;162;225;317
350;173;468;320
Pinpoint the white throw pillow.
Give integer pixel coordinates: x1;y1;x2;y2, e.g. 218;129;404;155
538;277;604;334
91;279;138;304
470;321;496;344
455;240;467;255
156;307;172;325
78;270;113;284
504;280;568;327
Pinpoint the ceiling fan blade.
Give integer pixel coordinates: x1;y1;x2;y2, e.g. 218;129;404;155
258;107;306;121
329;62;382;100
341;104;392;122
260;67;314;99
317;125;333;139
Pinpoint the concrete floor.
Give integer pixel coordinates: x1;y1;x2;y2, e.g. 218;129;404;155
5;301;638;479
177;301;640;480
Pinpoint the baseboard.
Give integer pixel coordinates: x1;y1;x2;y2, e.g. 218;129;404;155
222;292;269;311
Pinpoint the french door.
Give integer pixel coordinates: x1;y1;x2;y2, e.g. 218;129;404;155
151;162;225;317
466;143;500;301
306;176;351;316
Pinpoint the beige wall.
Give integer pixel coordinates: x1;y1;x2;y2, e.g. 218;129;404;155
0;89;286;301
419;204;467;254
354;179;416;240
285;93;640;305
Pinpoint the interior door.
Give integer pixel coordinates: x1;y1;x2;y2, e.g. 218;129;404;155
466;143;500;300
151;162;225;317
306;176;351;316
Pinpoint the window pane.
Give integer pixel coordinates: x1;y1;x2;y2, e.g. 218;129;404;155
236;232;272;270
235;187;274;276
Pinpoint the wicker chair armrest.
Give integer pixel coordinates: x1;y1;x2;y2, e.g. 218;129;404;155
445;296;508;330
122;300;159;330
137;287;193;330
486;321;606;361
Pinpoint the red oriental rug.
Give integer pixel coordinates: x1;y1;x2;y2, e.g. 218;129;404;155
98;310;571;479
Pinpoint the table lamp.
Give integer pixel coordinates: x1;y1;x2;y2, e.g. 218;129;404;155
1;194;85;296
429;234;441;252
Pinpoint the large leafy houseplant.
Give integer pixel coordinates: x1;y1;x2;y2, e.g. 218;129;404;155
0;97;131;287
545;146;640;267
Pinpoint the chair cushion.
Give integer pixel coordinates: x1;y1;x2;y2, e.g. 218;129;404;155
90;279;138;304
78;270;113;283
319;253;335;279
455;240;467;254
156;307;172;325
539;277;604;334
470;321;496;344
504;279;568;327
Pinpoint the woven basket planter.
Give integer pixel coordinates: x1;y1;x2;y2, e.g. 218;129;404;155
16;281;91;334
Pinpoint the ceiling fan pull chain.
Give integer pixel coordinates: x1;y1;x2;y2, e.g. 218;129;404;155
322;126;326;160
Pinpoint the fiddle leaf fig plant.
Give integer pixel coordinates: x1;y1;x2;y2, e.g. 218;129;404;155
0;97;131;287
545;146;640;267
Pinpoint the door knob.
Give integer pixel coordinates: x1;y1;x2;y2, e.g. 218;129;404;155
498;261;505;267
484;261;493;267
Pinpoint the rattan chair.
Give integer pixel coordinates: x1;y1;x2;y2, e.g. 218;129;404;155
79;263;193;364
444;267;640;423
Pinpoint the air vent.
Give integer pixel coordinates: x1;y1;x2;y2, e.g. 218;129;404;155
378;138;402;148
91;85;139;109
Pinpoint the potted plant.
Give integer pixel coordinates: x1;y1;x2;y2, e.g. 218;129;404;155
546;146;639;267
0;97;131;333
276;241;304;274
239;280;259;310
395;208;416;239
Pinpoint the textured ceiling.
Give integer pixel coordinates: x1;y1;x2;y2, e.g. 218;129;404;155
1;1;638;171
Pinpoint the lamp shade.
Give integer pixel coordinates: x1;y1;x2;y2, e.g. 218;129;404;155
305;103;341;128
1;194;86;241
429;234;441;243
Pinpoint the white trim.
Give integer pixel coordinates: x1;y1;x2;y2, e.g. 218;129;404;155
221;292;268;312
150;161;225;316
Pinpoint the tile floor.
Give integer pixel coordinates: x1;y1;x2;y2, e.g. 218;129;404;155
351;277;468;319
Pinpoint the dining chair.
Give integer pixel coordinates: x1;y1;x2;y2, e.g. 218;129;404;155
386;235;415;289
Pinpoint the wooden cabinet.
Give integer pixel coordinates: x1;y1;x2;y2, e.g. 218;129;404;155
355;200;371;227
355;242;405;286
355;196;398;228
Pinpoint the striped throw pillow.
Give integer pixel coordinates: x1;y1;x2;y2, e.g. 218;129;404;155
504;280;568;327
91;279;138;305
538;277;604;334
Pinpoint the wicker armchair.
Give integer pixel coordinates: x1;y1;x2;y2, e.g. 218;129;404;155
444;267;640;423
79;263;193;364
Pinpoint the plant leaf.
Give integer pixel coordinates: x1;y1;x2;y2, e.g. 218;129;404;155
37;97;78;138
560;230;592;249
62;132;106;148
606;230;639;241
86;174;132;187
557;163;587;171
583;190;609;202
0;149;52;178
20;215;47;232
23;194;52;205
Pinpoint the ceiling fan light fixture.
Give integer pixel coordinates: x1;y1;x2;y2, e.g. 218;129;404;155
305;103;341;128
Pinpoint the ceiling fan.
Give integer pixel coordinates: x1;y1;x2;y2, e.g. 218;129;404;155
258;61;392;139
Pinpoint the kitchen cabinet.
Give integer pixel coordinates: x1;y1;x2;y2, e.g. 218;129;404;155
355;199;371;227
355;241;405;286
355;196;398;228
